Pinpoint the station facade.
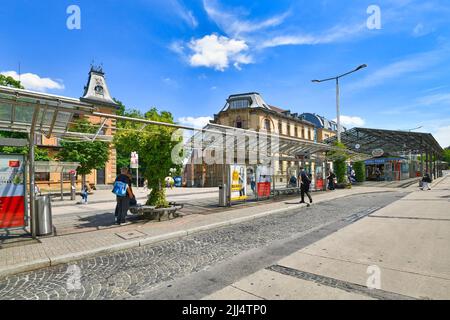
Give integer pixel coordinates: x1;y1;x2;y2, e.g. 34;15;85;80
183;92;339;188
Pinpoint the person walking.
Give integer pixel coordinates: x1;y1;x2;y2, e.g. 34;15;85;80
327;171;336;190
299;167;313;205
421;173;432;191
113;167;134;225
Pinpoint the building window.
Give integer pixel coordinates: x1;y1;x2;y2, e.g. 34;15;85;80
230;100;249;109
264;119;271;131
35;172;50;181
235;116;242;128
308;130;312;140
286;124;290;136
302;127;305;139
278;122;282;134
295;127;298;137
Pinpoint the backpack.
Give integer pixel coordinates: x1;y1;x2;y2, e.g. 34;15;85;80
112;180;128;197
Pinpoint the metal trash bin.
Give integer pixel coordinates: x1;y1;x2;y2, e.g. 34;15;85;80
218;184;227;207
35;195;53;236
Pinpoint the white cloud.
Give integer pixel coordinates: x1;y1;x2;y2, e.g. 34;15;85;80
416;93;450;106
203;0;289;38
334;115;365;128
178;116;213;128
1;71;64;92
433;125;450;148
260;23;366;48
349;48;449;91
169;0;198;28
188;34;252;71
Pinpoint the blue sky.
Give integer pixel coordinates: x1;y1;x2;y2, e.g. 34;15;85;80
1;0;450;146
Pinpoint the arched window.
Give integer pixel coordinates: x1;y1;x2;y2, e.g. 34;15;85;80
264;119;271;131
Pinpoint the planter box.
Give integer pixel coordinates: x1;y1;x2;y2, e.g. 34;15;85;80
130;202;184;221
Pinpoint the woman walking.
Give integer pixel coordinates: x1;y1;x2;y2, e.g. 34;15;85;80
327;171;336;190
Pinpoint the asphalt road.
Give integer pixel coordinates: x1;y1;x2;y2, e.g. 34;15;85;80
0;191;407;300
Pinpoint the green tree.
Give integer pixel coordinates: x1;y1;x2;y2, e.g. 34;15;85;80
327;141;350;185
57;118;110;187
443;148;450;169
0;74;24;89
114;107;182;208
353;161;366;182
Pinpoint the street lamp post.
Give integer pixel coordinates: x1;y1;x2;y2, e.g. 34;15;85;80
312;64;367;143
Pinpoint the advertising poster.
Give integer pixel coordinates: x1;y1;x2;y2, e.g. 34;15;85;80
0;154;26;229
230;164;247;201
256;165;272;197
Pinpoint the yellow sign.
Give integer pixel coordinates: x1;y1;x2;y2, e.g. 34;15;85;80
230;165;247;201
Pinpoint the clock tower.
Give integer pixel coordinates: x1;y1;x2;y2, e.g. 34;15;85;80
80;65;118;108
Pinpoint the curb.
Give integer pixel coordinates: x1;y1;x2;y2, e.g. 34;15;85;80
0;258;51;279
0;188;396;279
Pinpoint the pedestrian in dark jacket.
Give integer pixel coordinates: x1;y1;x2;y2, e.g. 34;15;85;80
421;173;432;191
114;167;134;225
327;171;336;190
298;167;313;204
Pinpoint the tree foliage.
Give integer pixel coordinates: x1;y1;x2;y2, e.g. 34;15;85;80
56;118;110;181
353;161;366;182
326;141;350;184
0;74;24;89
113;105;182;207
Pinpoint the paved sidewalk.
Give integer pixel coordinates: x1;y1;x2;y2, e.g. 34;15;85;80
50;187;218;207
204;173;450;300
0;186;396;279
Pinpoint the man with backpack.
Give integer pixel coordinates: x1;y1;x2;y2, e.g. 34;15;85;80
298;167;313;205
113;167;134;225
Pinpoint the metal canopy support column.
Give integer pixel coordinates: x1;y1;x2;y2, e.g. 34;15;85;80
29;106;40;239
60;171;64;201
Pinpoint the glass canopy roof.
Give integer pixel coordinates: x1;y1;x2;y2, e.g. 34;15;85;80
0;85;96;138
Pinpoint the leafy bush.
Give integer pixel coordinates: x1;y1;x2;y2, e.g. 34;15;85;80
353;161;366;182
334;159;347;184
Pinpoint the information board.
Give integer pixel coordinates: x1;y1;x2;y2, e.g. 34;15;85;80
0;154;26;229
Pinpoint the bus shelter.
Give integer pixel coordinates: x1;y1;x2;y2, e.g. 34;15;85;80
34;161;80;200
0;85;112;238
326;127;444;180
183;123;369;205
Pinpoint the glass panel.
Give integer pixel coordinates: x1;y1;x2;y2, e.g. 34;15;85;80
14;105;34;123
56;111;71;125
41;110;54;126
0;103;12;121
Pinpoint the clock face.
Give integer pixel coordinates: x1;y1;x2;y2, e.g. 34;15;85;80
94;85;104;95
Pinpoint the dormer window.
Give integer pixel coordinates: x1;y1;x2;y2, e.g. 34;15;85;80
230;99;249;109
